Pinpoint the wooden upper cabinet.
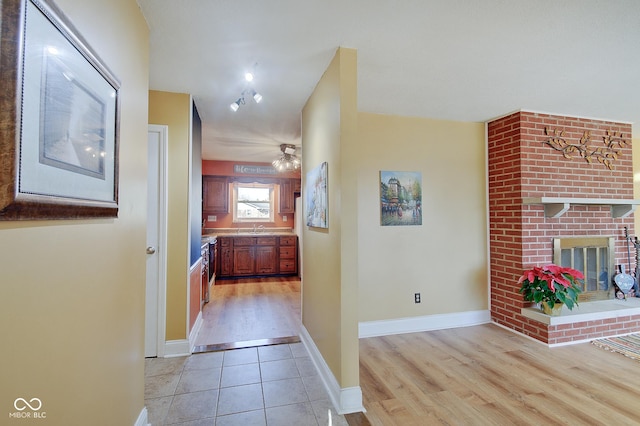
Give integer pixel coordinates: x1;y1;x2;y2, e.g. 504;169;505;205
203;176;228;213
279;179;294;214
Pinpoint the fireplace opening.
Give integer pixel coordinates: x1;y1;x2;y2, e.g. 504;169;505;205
553;237;615;302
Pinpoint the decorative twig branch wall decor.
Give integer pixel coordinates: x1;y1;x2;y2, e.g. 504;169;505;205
543;127;628;170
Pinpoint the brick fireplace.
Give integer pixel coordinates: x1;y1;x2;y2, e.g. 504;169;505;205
488;111;640;345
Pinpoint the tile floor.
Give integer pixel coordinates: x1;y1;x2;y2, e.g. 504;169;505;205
145;342;349;425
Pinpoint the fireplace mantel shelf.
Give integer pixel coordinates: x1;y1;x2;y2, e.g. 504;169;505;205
523;197;640;218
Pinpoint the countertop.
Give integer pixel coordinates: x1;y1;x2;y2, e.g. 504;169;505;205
201;228;295;244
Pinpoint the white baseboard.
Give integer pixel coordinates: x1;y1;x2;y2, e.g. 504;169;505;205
162;312;203;358
358;309;491;338
134;406;148;426
299;325;365;415
189;312;203;353
163;339;191;357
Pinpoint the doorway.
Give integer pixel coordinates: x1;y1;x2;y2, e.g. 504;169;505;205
193;276;301;351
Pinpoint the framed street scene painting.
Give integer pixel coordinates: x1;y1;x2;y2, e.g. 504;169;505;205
380;170;422;226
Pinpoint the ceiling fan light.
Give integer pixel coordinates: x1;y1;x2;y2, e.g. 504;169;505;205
253;91;262;103
272;144;301;172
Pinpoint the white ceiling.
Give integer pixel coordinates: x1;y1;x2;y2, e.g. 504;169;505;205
137;0;640;163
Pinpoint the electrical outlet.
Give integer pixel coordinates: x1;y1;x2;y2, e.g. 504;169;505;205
414;293;421;303
283;215;288;222
208;215;217;222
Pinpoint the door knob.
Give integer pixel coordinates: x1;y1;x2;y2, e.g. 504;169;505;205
146;246;156;254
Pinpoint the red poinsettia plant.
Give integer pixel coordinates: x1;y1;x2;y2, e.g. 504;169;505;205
518;264;584;310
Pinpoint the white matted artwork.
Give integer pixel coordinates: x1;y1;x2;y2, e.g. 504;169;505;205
380;170;422;226
305;161;328;228
0;0;121;220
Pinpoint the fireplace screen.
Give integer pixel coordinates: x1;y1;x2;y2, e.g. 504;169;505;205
553;237;615;301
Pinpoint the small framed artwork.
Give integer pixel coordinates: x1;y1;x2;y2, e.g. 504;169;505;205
305;161;328;229
0;0;121;220
380;171;422;226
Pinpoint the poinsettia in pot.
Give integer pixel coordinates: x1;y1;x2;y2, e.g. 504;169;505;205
518;264;584;316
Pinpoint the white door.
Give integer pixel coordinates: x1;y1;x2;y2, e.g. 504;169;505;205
145;125;168;357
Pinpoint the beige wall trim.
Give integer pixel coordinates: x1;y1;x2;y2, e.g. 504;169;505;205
299;325;365;415
135;407;148;426
359;310;491;339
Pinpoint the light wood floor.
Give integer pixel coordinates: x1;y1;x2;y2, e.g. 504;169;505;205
195;277;301;347
194;282;640;424
359;323;640;425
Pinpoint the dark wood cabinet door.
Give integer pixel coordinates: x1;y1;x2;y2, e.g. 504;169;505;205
219;246;233;277
203;176;229;213
279;179;294;214
255;245;277;274
233;246;255;275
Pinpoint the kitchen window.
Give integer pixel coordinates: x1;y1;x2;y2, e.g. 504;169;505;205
232;182;274;223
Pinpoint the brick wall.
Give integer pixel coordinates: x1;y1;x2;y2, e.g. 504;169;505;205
488;111;640;344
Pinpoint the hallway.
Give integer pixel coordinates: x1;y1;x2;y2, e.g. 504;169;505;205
144;277;353;424
145;342;348;425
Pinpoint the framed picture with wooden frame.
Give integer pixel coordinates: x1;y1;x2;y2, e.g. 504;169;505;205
0;0;121;220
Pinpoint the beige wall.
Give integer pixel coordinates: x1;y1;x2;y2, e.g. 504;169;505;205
148;90;192;341
0;0;149;424
301;48;360;388
300;47;487;392
358;113;487;321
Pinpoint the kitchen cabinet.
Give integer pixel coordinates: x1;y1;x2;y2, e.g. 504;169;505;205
219;237;232;276
255;245;277;274
279;179;294;214
208;238;217;282
278;236;297;274
231;236;277;276
233;246;254;275
217;235;297;278
203;176;228;213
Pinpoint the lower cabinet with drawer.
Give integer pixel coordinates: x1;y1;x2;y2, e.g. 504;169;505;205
217;235;297;278
278;238;298;274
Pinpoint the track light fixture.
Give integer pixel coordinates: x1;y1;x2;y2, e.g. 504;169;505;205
229;88;262;112
230;97;244;112
230;64;262;112
272;144;301;172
